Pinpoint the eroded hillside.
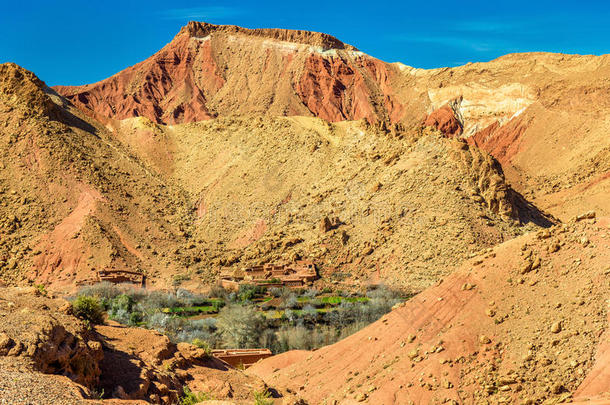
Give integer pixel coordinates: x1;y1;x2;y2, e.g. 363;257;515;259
0;63;198;291
1;63;551;293
111;115;550;292
411;53;610;221
55;21;423;126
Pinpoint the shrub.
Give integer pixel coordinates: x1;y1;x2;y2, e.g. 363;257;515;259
237;284;263;302
280;293;298;309
303;288;319;298
269;287;284;297
301;304;318;323
216;304;264;348
253;390;273;405
35;284;47;296
72;295;104;324
141;290;181;310
209;284;229;299
180;386;211;405
110;294;135;313
78;282;122;301
191;338;212;356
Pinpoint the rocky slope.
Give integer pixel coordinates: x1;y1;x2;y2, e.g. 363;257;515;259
1;62;551;293
0;63;198;291
411;53;610;221
111;115;550;292
250;216;610;404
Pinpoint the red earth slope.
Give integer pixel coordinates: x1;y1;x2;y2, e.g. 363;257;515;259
250;216;610;404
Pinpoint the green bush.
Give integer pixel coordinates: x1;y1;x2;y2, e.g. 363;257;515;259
191;338;212;356
237;284;263;302
180;386;211;405
110;294;135;313
253;390;273;405
35;284;47;296
72;295;104;324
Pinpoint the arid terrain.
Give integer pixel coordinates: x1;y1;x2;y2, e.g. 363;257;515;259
0;20;608;404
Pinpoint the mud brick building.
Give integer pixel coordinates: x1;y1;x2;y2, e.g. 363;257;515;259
220;260;317;290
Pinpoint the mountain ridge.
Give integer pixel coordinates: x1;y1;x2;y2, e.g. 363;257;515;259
178;20;358;51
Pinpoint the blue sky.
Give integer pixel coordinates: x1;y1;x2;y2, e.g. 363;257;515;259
1;0;610;85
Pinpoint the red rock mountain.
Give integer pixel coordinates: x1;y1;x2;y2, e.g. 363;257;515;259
54;21;421;125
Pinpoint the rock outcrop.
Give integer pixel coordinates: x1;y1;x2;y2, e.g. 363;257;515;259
423;104;462;137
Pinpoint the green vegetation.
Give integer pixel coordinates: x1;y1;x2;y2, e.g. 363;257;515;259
191;338;212;356
74;282;406;354
253;389;274;405
180;386;212;405
35;284;47;296
72;295;104;324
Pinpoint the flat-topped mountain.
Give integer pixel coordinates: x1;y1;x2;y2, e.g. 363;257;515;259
55;21;410;125
180;21;358;51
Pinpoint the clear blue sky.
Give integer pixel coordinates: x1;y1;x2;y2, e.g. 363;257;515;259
1;0;610;86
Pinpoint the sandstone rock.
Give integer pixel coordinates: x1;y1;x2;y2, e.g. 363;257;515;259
424;105;463;137
320;217;333;233
548;241;560;253
575;211;596;221
520;261;533;274
531;257;541;270
362;247;374;256
479;335;491;344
